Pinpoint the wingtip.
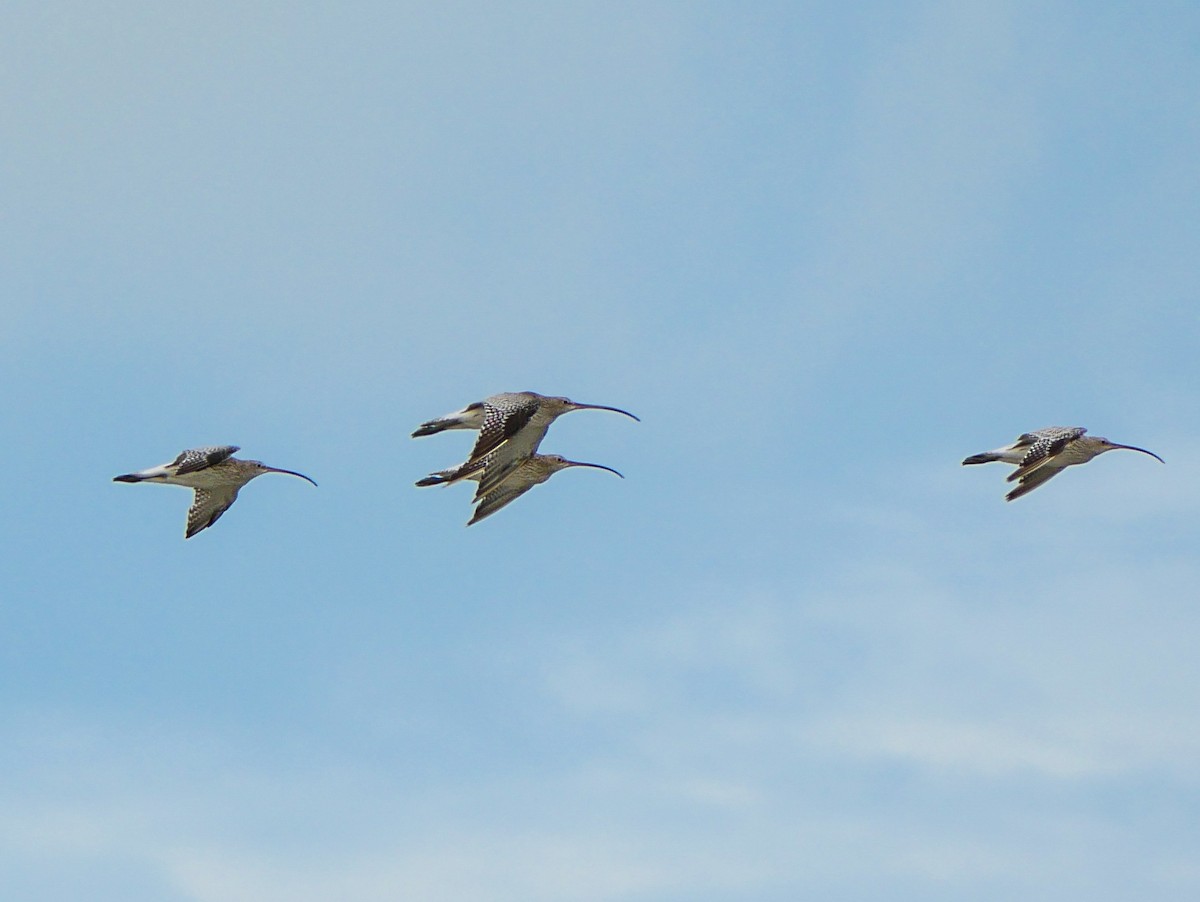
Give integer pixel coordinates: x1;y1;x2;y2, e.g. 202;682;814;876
466;499;500;525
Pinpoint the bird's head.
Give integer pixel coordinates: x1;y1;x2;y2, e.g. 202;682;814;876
539;454;624;478
548;396;640;421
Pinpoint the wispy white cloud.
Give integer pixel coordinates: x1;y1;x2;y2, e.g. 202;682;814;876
534;523;1200;783
810;714;1183;780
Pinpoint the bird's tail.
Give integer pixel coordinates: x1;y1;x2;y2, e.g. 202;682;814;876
411;403;485;438
412;421;454;438
113;463;173;482
415;471;453;487
961;452;1001;466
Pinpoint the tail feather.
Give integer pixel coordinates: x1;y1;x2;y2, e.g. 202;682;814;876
411;403;486;438
961;452;1000;466
412;421;451;438
415;473;451;487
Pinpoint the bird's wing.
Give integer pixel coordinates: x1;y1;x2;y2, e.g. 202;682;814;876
473;446;535;498
1005;465;1064;501
186;485;240;538
1008;427;1086;480
468;481;536;525
173;445;240;476
464;395;539;464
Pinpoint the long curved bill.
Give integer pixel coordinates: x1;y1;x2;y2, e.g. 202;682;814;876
564;461;625;478
571;403;640;422
265;467;319;486
1111;443;1165;464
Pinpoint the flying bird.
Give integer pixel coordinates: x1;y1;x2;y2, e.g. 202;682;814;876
412;391;638;497
962;427;1163;501
114;445;317;538
417;453;624;525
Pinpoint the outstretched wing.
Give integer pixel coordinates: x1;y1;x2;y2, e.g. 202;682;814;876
463;395;540;465
1005;466;1064;501
173;445;240;476
1007;427;1085;481
472;450;531;499
468;481;537;525
186;485;240;538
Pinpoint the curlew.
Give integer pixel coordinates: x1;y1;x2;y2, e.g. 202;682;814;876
412;391;637;497
417;453;623;525
962;426;1163;501
114;445;316;538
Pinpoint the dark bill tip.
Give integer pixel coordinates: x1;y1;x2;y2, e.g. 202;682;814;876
575;403;640;422
268;467;318;486
1113;444;1165;464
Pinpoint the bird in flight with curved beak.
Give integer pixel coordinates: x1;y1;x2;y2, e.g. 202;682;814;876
114;445;317;538
413;391;637;497
417;452;624;524
962;426;1163;501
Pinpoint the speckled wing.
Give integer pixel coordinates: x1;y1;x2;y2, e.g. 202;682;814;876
1006;427;1085;480
186;485;240;538
463;395;539;464
473;451;529;498
468;481;536;525
172;445;240;476
1005;465;1064;501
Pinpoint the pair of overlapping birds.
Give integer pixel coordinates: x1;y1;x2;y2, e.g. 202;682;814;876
113;391;1164;538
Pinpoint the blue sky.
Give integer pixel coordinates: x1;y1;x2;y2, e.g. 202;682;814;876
2;2;1199;899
